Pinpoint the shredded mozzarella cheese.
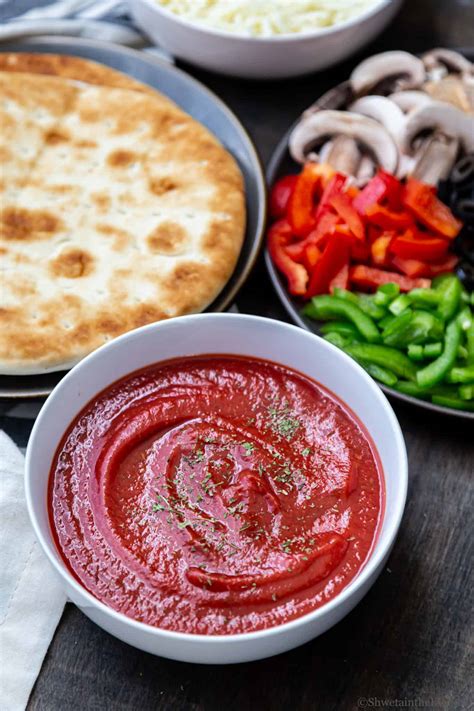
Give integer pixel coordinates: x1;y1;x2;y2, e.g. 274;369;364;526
156;0;382;37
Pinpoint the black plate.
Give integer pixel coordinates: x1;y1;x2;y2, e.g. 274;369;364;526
0;37;266;399
265;52;474;420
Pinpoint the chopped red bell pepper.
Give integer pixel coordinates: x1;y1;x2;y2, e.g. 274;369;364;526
303;244;321;270
346;185;360;200
367;224;383;244
371;233;394;267
351;241;371;262
314;173;347;220
404;178;462;238
390;232;450;262
268;218;292;238
353;174;389;215
329;191;365;241
314;162;337;186
306;232;351;298
391;255;431;278
312;209;341;237
267;166;460;301
333;224;370;261
284;242;305;261
428;254;459;276
365;203;413;231
269;175;298;218
267;220;308;296
378;170;403;209
352;170;403;215
350;265;431;292
287;209;340;261
287;163;322;236
329;263;349;292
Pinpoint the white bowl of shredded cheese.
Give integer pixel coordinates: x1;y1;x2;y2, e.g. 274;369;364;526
129;0;403;79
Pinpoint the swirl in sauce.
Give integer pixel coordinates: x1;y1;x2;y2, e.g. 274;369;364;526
49;356;383;634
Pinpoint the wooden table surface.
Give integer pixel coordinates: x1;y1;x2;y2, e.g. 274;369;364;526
3;1;473;708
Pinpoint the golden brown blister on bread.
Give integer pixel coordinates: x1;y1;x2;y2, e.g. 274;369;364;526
0;65;246;375
0;71;77;186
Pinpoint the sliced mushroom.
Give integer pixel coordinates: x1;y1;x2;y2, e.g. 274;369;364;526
325;135;361;175
397;154;416;181
289;110;398;174
317;140;334;164
424;76;473;112
389;90;433;113
350;96;406;148
422;48;473;76
303;81;354;118
403;101;474;153
350;51;426;95
355;155;376;186
462;73;474;111
411;133;460;184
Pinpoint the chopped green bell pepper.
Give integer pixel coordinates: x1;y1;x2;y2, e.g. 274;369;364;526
424;342;443;359
416;316;462;388
374;282;400;307
446;365;474;384
435;274;462;321
389;294;412;316
459;385;474;400
304;296;380;343
467;319;474;365
344;343;416;380
362;363;398;387
382;310;443;347
323;332;348;348
408;344;424;361
320;321;361;339
408;288;441;309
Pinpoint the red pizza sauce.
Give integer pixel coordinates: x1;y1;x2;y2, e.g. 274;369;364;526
49;356;384;635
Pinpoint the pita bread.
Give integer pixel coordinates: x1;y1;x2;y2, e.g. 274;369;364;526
0;58;246;375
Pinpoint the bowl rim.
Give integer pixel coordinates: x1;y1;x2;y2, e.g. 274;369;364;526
25;313;408;644
134;0;395;43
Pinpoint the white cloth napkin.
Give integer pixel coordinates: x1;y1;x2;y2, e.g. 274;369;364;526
0;0;173;63
0;431;66;711
0;0;140;43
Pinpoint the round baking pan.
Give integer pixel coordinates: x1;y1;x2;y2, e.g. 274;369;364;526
0;37;266;398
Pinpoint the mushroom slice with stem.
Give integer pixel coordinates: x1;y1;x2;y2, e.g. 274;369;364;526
424;76;473;113
422;48;473;77
389;90;433;114
355;154;376;186
463;74;474;112
324;135;361;175
350;51;426;96
289;110;399;174
411;133;460;185
397;154;417;181
403;101;474;154
317;140;334;164
350;96;406;149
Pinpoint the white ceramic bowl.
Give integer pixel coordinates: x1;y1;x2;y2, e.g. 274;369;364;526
25;314;407;664
129;0;403;79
